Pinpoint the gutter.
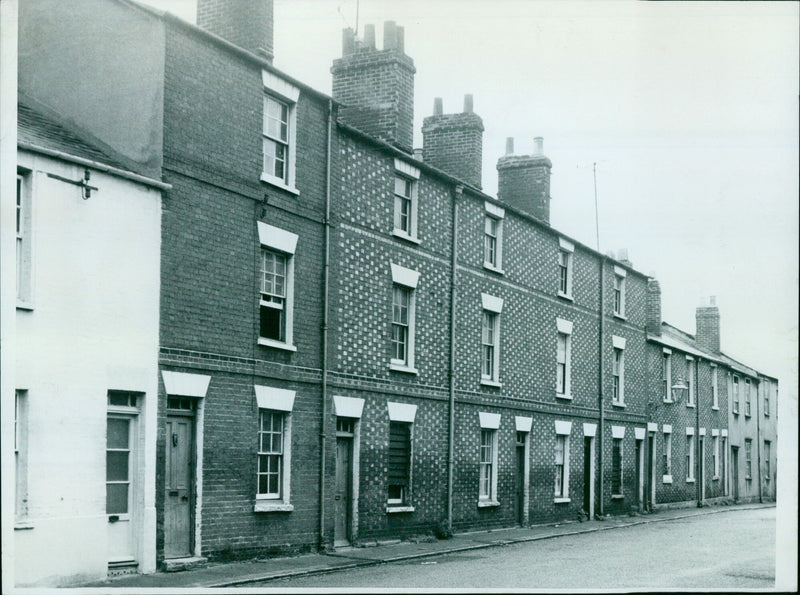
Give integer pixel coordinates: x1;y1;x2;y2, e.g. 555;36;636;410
447;185;464;532
18;141;172;191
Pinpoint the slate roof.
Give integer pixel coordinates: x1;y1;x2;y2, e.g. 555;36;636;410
17;101;130;172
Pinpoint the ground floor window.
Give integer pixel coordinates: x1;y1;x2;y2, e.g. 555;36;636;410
388;421;411;504
258;410;285;498
611;438;623;496
554;434;569;498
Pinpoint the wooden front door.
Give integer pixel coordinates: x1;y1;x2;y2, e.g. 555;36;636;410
731;447;739;500
583;437;592;516
334;437;352;546
634;439;642;508
515;438;525;525
646;435;655;510
107;415;136;564
165;413;193;558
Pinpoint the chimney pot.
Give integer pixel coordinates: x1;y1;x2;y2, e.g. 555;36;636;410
364;24;376;49
413;148;423;160
534;136;544;155
342;27;355;55
463;94;473;113
433;97;443;116
396;26;405;53
505;137;514;156
384;21;398;50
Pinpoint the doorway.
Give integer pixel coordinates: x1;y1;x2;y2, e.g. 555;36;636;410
699;436;706;501
583;436;593;518
334;418;355;547
165;399;195;559
731;446;739;501
646;434;655;510
634;439;643;509
515;432;526;525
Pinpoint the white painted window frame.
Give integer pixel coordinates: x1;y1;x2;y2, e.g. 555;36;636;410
254;386;295;512
711;364;719;410
478;412;501;506
391;159;421;244
612;335;626;406
557;237;574;299
16;171;34;308
662;425;673;483
686;427;695;482
386;402;417;511
554;420;572;502
686;356;696;407
662;348;673;403
261;71;299;194
389;263;420;374
556;318;573;399
257;222;298;352
483;202;505;274
613;266;626;318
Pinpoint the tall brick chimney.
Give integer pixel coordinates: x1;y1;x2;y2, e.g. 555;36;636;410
422;95;484;188
197;0;274;62
331;22;416;153
696;296;720;353
646;277;662;336
496;137;552;224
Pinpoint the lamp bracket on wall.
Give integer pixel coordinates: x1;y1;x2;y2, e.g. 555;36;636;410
47;168;98;200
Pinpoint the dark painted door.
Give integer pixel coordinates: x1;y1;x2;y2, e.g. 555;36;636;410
583;437;592;516
515;443;525;524
634;439;642;507
334;438;351;546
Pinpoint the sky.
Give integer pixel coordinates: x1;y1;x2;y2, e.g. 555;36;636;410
148;0;798;421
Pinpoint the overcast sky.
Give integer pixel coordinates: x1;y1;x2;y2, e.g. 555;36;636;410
148;0;798;395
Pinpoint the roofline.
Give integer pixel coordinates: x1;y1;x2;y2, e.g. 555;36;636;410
18;142;172;191
646;332;723;364
336;121;648;279
118;0;333;103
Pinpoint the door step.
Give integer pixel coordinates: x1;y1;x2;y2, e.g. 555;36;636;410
107;560;139;578
163;556;208;572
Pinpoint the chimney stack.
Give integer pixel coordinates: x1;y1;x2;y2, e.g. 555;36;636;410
496;137;553;224
646;278;662;336
197;0;274;62
421;94;484;188
331;22;416;153
617;248;633;267
696;296;721;353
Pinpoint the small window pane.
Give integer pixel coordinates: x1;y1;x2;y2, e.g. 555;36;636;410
106;483;129;515
106;451;129;481
107;418;129;449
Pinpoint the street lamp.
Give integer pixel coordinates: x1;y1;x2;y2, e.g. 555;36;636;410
671;378;688;404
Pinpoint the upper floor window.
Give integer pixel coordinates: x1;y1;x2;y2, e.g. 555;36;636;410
261;71;299;193
257;222;298;352
483;202;505;273
711;366;719;409
732;375;740;414
613;266;626;317
686;357;695;407
764;384;770;416
662;349;672;402
389;263;420;374
612;335;626;406
744;439;752;479
16;171;33;306
557;238;574;299
744;378;752;416
556;318;573;398
480;293;503;386
392;159;421;243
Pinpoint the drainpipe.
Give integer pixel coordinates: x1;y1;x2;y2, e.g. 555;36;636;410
756;379;763;503
319;99;334;548
597;257;605;517
447;185;463;532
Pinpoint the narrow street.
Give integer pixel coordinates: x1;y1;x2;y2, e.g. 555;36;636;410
262;507;775;590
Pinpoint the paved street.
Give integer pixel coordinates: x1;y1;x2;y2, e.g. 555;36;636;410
261;507;775;590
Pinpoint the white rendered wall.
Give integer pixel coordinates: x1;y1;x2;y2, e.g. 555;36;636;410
14;151;161;586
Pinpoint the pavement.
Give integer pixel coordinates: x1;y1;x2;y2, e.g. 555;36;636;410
82;502;773;589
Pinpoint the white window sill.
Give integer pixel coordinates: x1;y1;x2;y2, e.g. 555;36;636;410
611;401;626;408
733;410;740;416
258;337;297;352
478;499;500;508
662;475;673;484
686;478;695;484
16;301;34;311
260;173;299;195
389;363;418;375
254;501;294;513
14;521;34;531
686;403;696;409
613;313;626;321
480;378;502;388
663;399;673;404
483;263;505;275
557;291;574;302
385;506;415;514
745;476;752;481
553;497;571;504
712;475;720;481
555;393;573;401
711;406;720;411
611;494;624;500
391;229;421;245
744;414;751;418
